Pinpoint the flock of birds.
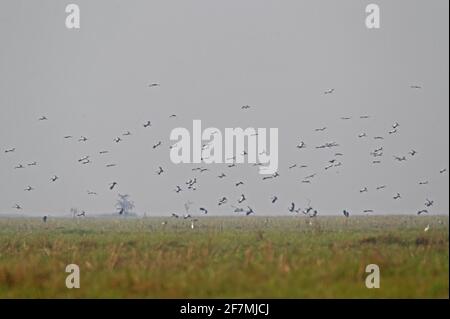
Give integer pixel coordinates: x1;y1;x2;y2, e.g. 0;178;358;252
1;84;448;228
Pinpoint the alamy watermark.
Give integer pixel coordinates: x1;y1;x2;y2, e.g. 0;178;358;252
169;120;279;175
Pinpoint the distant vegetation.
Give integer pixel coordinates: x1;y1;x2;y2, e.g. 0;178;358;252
0;215;447;298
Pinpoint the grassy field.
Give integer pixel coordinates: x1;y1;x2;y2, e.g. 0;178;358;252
0;215;448;298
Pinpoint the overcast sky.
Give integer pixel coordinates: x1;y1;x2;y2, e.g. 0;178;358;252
0;0;448;216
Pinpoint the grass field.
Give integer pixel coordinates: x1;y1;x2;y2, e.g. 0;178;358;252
0;215;448;298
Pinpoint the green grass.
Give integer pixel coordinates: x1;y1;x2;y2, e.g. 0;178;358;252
0;215;448;298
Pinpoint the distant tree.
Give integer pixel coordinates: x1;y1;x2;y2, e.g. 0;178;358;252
70;207;78;218
116;194;135;216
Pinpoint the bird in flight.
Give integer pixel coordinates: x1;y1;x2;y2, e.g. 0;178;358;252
38;116;48;121
153;141;162;149
51;175;59;182
246;207;255;216
394;156;407;162
376;185;386;190
238;194;246;204
410;85;422;89
24;186;34;191
218;197;228;206
235;181;244;187
440;168;447;174
360;187;368;193
143;121;151;128
148;83;160;88
241;105;251;109
4;148;15;153
27;162;37;166
425;199;434;207
200;208;208;215
156;166;164;175
78;136;88;142
87;191;97;196
360;115;370;119
388;129;398;135
324;88;335;94
15;164;24;169
393;193;401;200
315;127;327;132
13;204;22;210
417;209;428;215
297;141;306;149
114;137;122;143
175;186;182;193
109;182;118;190
271;196;278;203
409;150;417;156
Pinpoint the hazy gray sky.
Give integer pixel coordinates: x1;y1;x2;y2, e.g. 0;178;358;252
0;0;448;216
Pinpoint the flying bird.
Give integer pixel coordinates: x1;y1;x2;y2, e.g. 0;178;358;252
109;182;118;190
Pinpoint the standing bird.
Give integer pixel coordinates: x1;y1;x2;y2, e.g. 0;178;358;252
343;210;350;218
42;216;48;223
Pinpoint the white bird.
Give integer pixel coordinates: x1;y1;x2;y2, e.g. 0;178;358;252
424;224;430;232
